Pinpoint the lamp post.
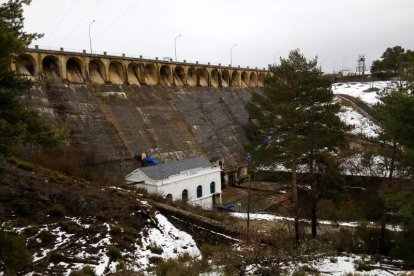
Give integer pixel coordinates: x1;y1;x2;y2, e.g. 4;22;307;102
319;58;326;72
174;34;182;62
273;51;281;66
89;19;96;54
230;43;237;67
333;60;340;75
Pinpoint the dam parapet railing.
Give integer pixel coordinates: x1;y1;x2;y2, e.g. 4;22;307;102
11;45;269;88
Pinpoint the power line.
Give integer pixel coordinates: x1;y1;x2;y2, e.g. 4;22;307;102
92;0;143;40
45;0;79;42
59;0;104;45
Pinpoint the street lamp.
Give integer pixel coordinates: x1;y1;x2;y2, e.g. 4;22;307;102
89;19;96;54
273;51;281;66
230;43;237;67
174;34;182;62
333;60;340;74
319;58;326;72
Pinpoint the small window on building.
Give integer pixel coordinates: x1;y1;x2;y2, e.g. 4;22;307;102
166;194;173;201
182;189;188;202
210;182;216;194
197;185;202;198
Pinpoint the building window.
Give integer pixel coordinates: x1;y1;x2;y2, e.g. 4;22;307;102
182;189;188;202
210;182;216;194
196;185;202;198
166;194;173;201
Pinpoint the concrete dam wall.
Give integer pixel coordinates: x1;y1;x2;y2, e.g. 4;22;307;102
27;82;258;170
14;48;264;172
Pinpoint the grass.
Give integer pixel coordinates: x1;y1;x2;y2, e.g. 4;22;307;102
8;157;69;181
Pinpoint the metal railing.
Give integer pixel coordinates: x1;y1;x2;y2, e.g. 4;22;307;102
27;45;268;72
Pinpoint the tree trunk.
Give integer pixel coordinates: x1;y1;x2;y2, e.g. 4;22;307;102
311;187;317;239
309;153;317;239
379;141;397;254
292;160;300;248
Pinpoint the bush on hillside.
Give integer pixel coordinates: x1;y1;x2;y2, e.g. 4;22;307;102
0;231;31;274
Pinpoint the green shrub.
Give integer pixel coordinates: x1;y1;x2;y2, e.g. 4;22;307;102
14;201;32;217
60;221;84;234
38;230;55;245
49;252;67;264
364;87;380;92
292;265;320;275
200;244;217;260
177;252;192;262
148;243;163;255
354;258;374;271
0;231;31;274
49;204;66;218
106;245;121;261
23;225;40;237
110;225;122;236
69;265;96;276
154;258;200;276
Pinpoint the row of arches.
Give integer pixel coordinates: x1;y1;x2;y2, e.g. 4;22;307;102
166;182;216;202
15;54;266;87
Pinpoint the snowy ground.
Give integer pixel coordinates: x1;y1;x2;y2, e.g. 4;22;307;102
230;212;402;232
332;81;391;106
285;254;406;276
338;105;381;138
3;211;200;275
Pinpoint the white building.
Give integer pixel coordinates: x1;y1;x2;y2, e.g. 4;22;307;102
125;157;222;210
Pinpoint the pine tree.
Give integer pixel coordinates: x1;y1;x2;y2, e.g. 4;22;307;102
374;75;414;253
0;0;64;156
246;49;349;246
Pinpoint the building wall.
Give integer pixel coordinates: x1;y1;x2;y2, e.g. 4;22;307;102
159;168;222;210
130;166;222;209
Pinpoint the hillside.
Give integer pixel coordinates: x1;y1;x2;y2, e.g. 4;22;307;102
0;159;201;274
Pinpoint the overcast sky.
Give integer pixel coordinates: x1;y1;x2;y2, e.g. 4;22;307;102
5;0;414;72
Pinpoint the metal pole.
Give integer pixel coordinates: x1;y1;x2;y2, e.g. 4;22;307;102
246;154;252;243
174;34;181;62
230;43;237;67
273;51;281;66
89;20;96;54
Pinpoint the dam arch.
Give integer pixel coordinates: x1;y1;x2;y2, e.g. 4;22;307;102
197;68;209;87
16;54;37;76
42;55;61;79
127;62;144;85
187;67;197;86
89;59;106;83
144;63;158;85
210;69;220;88
241;71;249;87
258;72;265;87
174;66;185;86
231;71;240;87
160;65;173;86
109;61;125;84
221;70;230;87
249;72;257;87
66;57;84;83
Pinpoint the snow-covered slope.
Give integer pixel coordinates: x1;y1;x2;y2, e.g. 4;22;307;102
337;105;380;138
332;81;390;106
4;210;200;275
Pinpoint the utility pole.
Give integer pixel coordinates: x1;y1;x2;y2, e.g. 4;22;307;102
89;19;96;54
230;43;237;67
174;34;182;62
246;154;252;243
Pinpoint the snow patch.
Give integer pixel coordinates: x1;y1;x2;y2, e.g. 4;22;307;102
338;106;381;138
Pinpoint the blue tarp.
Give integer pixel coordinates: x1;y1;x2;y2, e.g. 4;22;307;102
143;157;158;166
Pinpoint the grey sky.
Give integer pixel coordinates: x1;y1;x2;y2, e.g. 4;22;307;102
5;0;414;72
